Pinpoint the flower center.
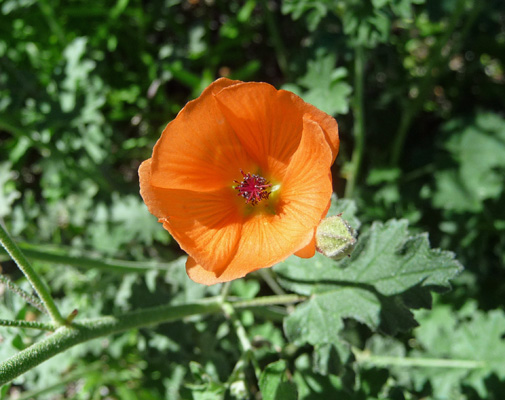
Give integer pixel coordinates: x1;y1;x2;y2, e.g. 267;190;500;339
234;170;272;206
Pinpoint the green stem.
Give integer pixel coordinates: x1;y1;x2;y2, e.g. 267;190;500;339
37;0;66;45
0;319;55;331
1;242;174;274
344;45;366;198
257;269;286;296
0;293;305;385
0;299;222;385
355;351;486;369
222;302;262;380
16;362;104;400
0;272;48;314
390;0;480;166
220;281;232;301
0;223;65;326
231;294;306;309
0;117;28;139
260;0;289;77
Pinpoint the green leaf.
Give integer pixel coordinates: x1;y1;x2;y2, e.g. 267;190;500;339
276;219;463;341
327;195;361;231
292;354;346;399
411;303;505;399
277;220;462;296
342;3;390;47
284;295;344;346
281;0;336;31
433;112;505;213
183;361;226;400
259;360;297;400
282;52;352;116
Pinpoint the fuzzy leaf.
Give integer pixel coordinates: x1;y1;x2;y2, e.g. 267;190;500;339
259;360;297;400
282;53;351;116
377;303;505;399
277;220;462;296
276;219;463;342
433;112;505;213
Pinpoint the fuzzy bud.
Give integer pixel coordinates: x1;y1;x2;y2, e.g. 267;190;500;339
316;214;357;260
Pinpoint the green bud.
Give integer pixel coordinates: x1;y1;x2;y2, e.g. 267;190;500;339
315;214;357;260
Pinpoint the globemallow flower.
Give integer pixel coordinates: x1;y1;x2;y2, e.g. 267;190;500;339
139;78;339;285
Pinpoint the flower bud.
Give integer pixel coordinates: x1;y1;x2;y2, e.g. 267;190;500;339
316;214;357;260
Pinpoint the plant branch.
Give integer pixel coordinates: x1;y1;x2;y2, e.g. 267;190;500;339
37;0;66;45
222;302;261;380
345;45;366;198
0;222;65;325
354;349;486;369
257;269;287;296
0;319;55;331
0;242;174;274
0;271;48;314
16;362;104;400
390;0;481;165
0;292;306;385
230;294;306;308
259;0;289;78
0;299;222;385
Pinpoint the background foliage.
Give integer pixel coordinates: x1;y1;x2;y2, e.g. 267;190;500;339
1;0;504;398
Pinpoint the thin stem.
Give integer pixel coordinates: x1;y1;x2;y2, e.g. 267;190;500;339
258;269;286;296
0;270;48;314
0;299;222;385
344;45;366;198
222;302;262;380
230;294;306;309
259;0;289;78
0;294;307;385
37;0;66;45
0;319;55;331
0;222;65;326
16;362;104;400
5;243;173;274
390;0;480;165
354;350;486;369
220;281;232;301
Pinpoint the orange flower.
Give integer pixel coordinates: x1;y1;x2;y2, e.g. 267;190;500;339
139;78;339;285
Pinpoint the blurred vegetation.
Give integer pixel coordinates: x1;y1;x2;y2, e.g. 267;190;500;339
1;0;504;398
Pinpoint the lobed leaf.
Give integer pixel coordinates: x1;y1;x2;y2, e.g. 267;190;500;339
433;112;505;213
276;219;463;342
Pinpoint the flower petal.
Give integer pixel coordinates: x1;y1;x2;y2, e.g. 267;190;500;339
214;82;339;179
187;114;333;285
139;158;243;274
150;78;254;192
294;230;317;258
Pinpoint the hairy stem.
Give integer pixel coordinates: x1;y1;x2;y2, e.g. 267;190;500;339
355;350;486;369
0;242;174;274
0;223;65;325
345;45;366;198
231;294;306;308
0;299;222;385
0;294;302;385
0;319;55;331
0;271;48;314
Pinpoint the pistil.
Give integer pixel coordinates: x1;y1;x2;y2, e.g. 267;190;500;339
234;170;272;206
